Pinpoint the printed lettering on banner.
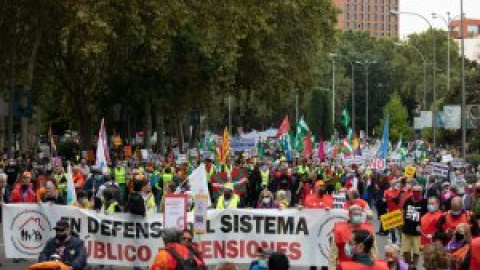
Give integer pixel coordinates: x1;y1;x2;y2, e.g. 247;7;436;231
332;194;346;209
370;158;386;170
230;137;256;152
2;204;348;267
163;194;187;230
380;210;404;230
423;165;433;176
431;162;449;178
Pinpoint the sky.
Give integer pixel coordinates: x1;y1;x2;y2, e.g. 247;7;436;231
400;0;480;38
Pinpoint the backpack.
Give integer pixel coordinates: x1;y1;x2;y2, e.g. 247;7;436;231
164;246;202;270
126;192;146;216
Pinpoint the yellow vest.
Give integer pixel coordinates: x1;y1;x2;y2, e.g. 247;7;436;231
216;194;240;209
145;194;156;213
206;166;215;183
260;169;270;187
297;165;310;175
114;167;126;184
101;201;119;215
162;173;174;194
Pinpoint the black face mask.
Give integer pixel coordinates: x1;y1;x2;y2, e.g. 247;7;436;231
455;232;465;242
224;193;232;200
317;190;325;195
56;233;68;242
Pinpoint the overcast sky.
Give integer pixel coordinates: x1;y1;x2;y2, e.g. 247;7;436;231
400;0;480;38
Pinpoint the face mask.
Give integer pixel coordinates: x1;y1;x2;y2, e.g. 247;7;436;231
258;259;267;268
451;210;461;216
344;243;354;258
318;189;325;195
262;198;271;204
56;233;68;242
351;214;363;225
455;232;465;242
427;205;437;212
405;184;412;189
394;184;401;190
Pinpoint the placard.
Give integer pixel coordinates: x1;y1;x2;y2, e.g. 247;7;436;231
193;194;209;234
163;194;187;230
404;166;416;178
370;158;386;171
380;210;404;230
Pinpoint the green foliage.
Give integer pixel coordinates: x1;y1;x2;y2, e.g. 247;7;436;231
57;139;80;160
466;154;480;168
306;87;332;139
376;92;414;142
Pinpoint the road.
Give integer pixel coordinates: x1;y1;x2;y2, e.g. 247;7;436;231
0;215;423;270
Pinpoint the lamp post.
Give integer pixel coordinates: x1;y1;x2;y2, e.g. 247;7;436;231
329;53;336;125
354;60;377;140
330;53;356;132
432;12;452;94
395;42;428;110
460;0;466;158
390;9;437;149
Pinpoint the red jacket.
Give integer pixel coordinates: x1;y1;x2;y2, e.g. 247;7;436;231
10;183;36;203
304;194;333;209
339;260;389;270
471;237;480;270
151;243;205;270
420;211;443;246
384;188;402;212
333;221;374;267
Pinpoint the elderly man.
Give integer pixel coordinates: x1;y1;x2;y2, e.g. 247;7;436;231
436;196;479;240
401;185;427;269
328;205;376;270
216;183;240;209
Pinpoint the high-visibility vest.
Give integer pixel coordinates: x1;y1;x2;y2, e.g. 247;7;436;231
333;221;374;264
224;165;233;175
206;165;215;183
339;260;388;270
216;194;240;210
114;167;126;184
101;201;119;215
162;173;174;194
145;194;156;213
260;170;270;187
443;211;472;232
297;165;310;175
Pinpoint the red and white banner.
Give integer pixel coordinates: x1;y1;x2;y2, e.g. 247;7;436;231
2;204;347;267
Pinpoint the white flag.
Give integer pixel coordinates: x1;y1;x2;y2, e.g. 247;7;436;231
66;162;77;205
95;118;109;171
188;163;211;207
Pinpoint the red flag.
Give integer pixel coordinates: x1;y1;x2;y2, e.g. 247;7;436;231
318;140;325;162
275;115;291;138
302;134;313;159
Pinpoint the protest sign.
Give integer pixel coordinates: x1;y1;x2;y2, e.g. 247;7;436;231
451;159;467;168
404;166;416;178
380;210;404;230
332;193;346;209
431;162;449;178
3;204;348;267
230;137;256;152
370;158;386;171
441;154;454;163
193;194;209;234
163;194;187;230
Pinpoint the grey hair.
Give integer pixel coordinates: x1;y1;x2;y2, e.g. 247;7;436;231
0;173;7;181
348;205;362;213
385;244;400;254
162;228;183;244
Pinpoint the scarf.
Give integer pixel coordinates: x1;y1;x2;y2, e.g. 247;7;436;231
352;253;373;266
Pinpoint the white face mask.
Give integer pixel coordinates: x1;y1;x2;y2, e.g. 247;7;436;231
262;198;271;204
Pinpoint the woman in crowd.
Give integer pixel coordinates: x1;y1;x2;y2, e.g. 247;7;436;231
276;190;289;209
256;189;281;209
445;223;471;270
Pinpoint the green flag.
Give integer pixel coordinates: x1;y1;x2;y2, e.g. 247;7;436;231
295;116;309;151
257;140;264;159
340;108;351;129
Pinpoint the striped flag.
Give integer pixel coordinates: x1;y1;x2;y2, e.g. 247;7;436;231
66;162;77;205
95;118;110;171
219;127;230;164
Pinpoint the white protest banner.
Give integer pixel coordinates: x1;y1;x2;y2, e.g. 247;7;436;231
451;159;467;168
230;137;256;152
431;162;449;178
441;154;454;163
193;194;209;234
163;194;187;230
189;163;211;207
3;204;348;267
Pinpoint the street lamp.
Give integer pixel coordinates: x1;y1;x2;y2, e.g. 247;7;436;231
354;60;377;140
460;0;466;158
329;53;336;125
330;53;356;132
395;42;428;110
390;9;437;149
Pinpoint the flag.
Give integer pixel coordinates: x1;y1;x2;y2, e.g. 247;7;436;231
340;108;351;129
295;116;309;151
188;163;211;206
283;134;292;161
318;140;326;161
95;118;110;171
342;138;353;156
257;140;264;159
353;134;361;156
302;134;313;158
275;115;291;138
66;162;77;205
220;127;230;164
378;114;390;159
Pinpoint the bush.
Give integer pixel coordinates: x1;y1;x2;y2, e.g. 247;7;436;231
466;154;480;167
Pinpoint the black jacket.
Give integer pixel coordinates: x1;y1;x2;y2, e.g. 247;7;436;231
39;236;87;270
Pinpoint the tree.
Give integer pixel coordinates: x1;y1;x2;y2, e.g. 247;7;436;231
306;87;332;139
376;92;414;142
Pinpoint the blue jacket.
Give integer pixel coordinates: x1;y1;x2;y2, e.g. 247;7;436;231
39;236;87;270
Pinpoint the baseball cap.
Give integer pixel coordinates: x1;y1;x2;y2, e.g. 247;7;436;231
53;220;69;231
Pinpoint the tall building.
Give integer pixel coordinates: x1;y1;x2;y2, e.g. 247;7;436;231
450;19;480;39
333;0;399;38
